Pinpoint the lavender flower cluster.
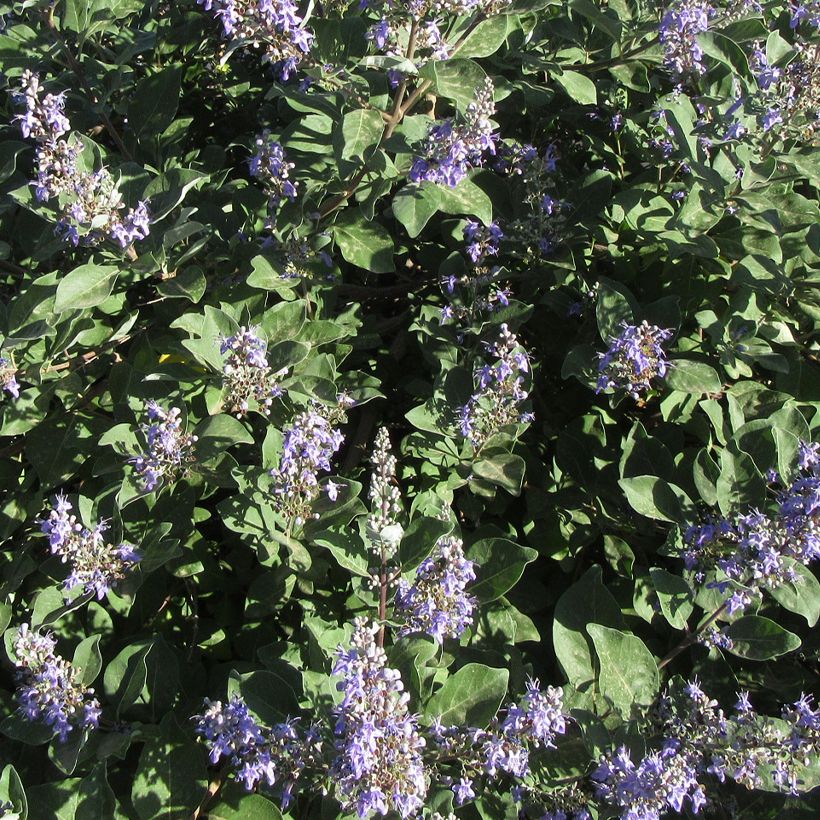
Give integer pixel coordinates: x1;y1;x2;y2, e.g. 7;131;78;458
683;440;820;616
249;131;297;212
196;0;313;81
596;320;674;399
332;619;428;818
458;323;532;448
791;0;820;28
270;398;350;525
130;401;198;492
463;220;503;265
221;326;287;417
13;624;101;742
430;678;567;802
395;534;476;643
658;0;713;83
40;495;139;600
0;355;20;399
365;0;512;69
409;79;497;188
502;143;565;258
437;220;510;328
748;39;820;139
13;71;150;248
439;268;512;327
592;740;705;819
194;695;321;803
663;680;818;800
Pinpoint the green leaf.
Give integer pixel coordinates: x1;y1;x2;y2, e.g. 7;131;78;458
618;475;693;525
131;714;208;819
332;212;395;273
424;663;508;727
457;16;512;58
156;266;207;302
596;278;634;341
72;634;103;687
128;66;183;143
398;516;453;570
436;178;493;225
0;765;27;820
194;414;255;457
726;615;802;660
62;0;142;36
472;452;526;495
587;624;659;717
208;785;284;820
554;70;597;105
103;643;151;718
54;264;119;312
716;449;767;516
227;669;301;725
313;528;371;577
76;764;117;817
666;360;722;394
467;538;537;603
334;109;384;166
388;636;439;704
553;566;624;689
649;568;693;630
392;185;442;237
417;59;487;108
767;562;820;627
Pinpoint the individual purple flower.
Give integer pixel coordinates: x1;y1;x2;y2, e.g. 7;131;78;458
249;131;297;209
367;18;391;49
0;356;20;399
410;79;497;187
221;326;288;416
129;402;198;492
761;108;782;132
109;200;151;248
749;43;780;90
452;776;475;805
40;495;139;600
596;320;674;399
13;624;101;742
395;535;476;642
332;619;428;818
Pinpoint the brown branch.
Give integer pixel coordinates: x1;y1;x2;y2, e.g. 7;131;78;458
318;13;486;219
658;602;729;671
43;8;133;161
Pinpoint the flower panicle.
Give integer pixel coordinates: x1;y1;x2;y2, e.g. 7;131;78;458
13;624;101;742
129;401;198;493
40;494;139;600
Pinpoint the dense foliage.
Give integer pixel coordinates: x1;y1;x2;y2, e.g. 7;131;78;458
0;0;819;817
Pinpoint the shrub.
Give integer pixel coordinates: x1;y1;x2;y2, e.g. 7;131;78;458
0;0;818;817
